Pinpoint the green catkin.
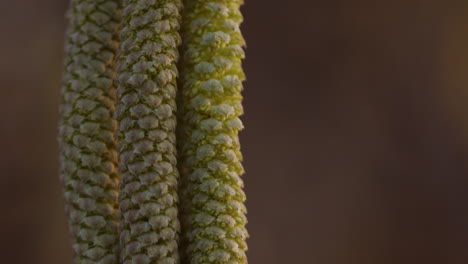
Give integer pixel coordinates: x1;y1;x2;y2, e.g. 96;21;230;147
115;0;183;263
58;0;121;263
177;0;248;263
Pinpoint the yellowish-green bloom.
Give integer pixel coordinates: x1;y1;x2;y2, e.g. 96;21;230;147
59;0;249;262
177;0;248;263
115;0;183;263
58;0;121;263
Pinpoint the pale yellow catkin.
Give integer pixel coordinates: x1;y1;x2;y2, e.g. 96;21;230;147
58;0;121;263
177;0;249;263
114;0;183;263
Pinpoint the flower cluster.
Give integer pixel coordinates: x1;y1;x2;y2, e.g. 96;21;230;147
59;0;247;263
115;0;183;263
177;0;248;263
59;0;121;263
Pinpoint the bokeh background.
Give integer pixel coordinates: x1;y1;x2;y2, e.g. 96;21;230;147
2;0;468;263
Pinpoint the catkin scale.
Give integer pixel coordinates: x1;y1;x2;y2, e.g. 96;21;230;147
177;0;248;263
115;0;183;263
58;0;121;263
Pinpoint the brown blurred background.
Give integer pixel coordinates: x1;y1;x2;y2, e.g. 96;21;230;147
1;0;468;263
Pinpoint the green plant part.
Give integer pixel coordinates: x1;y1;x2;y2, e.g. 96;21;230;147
177;0;248;263
58;0;121;263
115;0;183;263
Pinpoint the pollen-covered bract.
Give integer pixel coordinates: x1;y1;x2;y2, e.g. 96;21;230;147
115;0;183;263
58;0;121;263
177;0;248;263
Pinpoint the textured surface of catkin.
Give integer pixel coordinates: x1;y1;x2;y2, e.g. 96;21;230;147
177;0;248;263
58;0;121;263
115;0;183;263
